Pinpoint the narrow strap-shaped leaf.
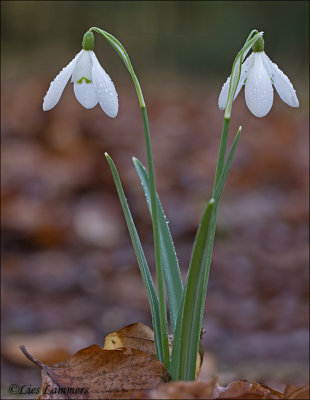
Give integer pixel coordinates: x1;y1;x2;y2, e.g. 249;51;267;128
170;199;215;380
213;126;242;201
133;157;183;332
213;117;230;193
171;126;242;380
105;153;163;362
168;280;186;379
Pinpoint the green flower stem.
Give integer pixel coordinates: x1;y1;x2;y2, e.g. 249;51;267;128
224;30;262;119
90;27;169;367
129;48;170;369
141;106;170;368
89;27;145;108
214;30;262;189
170;32;261;381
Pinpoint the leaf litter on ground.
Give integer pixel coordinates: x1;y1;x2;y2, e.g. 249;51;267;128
20;323;309;399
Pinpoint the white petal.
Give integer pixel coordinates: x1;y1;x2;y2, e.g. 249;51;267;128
43;50;83;111
236;53;254;95
218;53;254;110
90;51;118;118
262;52;299;107
218;76;230;110
245;52;274;117
73;82;98;109
71;50;93;83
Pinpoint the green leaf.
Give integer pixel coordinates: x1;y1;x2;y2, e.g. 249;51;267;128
170;198;216;380
133;157;183;332
170;126;242;380
105;153;163;362
168;282;186;379
213;117;230;193
213;126;242;201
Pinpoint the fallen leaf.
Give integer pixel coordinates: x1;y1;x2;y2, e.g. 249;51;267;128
104;322;156;355
144;379;285;399
21;344;170;399
104;322;202;379
283;383;310;399
216;380;283;399
2;330;94;366
19;334;309;400
197;351;218;381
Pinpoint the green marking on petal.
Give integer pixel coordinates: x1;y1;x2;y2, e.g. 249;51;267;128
77;77;92;84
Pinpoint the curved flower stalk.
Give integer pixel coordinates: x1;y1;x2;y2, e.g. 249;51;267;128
43;32;118;117
219;35;299;117
169;30;263;381
87;27;173;367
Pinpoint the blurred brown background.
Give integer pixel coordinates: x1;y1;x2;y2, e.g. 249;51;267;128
1;1;309;397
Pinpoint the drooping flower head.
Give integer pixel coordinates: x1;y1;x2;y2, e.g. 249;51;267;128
219;35;299;117
43;31;118;117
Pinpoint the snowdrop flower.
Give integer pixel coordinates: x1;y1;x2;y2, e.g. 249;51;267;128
219;36;299;117
43;31;118;117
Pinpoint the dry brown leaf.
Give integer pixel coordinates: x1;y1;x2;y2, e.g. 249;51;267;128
20;323;307;400
104;322;156;355
144;379;285;399
283;383;310;399
19;334;309;400
217;380;283;399
2;330;94;366
21;344;170;399
197;351;218;381
104;323;201;379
